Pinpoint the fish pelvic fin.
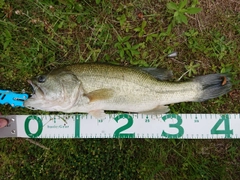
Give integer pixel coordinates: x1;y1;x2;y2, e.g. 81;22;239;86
85;88;114;102
193;74;232;101
138;105;170;115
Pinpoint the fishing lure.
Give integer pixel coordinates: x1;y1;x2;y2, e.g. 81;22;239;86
0;90;28;107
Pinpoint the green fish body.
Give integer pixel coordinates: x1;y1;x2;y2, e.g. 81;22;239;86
24;63;231;118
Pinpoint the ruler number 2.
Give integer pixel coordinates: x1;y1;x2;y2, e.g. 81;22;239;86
113;114;135;138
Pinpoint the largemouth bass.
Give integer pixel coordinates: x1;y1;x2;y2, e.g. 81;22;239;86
24;63;231;118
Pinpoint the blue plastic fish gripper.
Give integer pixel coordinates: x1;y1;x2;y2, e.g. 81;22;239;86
0;90;29;107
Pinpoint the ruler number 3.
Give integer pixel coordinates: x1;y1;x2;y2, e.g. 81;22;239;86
161;114;184;138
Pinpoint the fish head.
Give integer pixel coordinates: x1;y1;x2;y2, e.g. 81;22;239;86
24;69;83;111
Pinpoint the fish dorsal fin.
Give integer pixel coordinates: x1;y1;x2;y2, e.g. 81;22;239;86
139;68;173;80
85;88;114;102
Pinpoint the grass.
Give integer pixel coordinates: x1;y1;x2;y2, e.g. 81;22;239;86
0;0;240;179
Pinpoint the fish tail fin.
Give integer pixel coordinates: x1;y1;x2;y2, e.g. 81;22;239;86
193;74;232;102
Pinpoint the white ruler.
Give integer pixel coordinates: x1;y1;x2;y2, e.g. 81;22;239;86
0;114;239;139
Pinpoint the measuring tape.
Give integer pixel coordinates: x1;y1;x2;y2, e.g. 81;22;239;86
0;114;239;139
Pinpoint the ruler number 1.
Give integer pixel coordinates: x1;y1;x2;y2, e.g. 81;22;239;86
211;115;233;138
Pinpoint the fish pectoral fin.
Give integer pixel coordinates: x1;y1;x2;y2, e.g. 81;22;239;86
139;105;170;115
88;109;106;119
85;88;114;102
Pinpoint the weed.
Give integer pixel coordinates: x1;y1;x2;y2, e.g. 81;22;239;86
133;20;147;37
114;35;147;66
167;0;202;32
117;14;131;32
184;61;200;77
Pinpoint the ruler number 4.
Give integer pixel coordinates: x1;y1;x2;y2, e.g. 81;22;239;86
211;115;233;138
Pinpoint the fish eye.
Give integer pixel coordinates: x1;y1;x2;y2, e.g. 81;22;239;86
37;75;46;83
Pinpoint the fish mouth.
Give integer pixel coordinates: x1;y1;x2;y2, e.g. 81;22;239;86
27;80;44;98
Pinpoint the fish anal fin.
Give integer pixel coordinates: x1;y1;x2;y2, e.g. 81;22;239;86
85;88;114;102
139;105;170;115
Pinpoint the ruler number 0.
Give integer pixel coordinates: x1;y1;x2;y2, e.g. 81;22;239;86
25;116;43;138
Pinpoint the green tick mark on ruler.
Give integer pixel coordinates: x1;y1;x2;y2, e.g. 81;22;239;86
75;115;80;138
145;116;150;122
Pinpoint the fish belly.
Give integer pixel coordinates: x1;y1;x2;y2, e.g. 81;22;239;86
73;80;199;113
